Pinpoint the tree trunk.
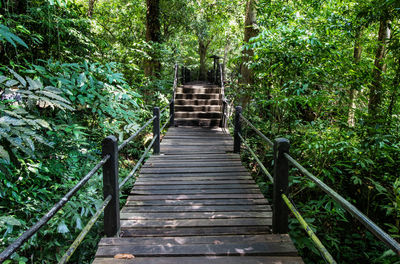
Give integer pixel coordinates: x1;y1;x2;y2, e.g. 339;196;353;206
198;39;209;81
368;15;391;125
1;0;27;14
386;59;400;125
88;0;97;17
240;0;258;107
144;0;161;77
348;27;363;127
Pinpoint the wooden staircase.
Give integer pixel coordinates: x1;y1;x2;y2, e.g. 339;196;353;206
174;82;222;127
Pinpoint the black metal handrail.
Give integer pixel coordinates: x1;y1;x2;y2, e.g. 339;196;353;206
0;66;177;263
229;106;400;262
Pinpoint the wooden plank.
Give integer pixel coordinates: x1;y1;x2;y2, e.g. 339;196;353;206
147;154;240;160
120;218;271;228
128;194;264;200
120;226;271;237
160;145;230;148
132;184;258;190
160;150;230;155
120;212;272;220
161;141;233;146
125;199;269;206
99;234;291;246
164;136;232;139
95;241;297;257
93;256;304;264
160;149;231;154
135;178;253;182
142;161;243;168
140;167;247;174
131;189;261;195
144;160;240;165
138;172;251;177
167;128;225;133
138;173;250;177
134;180;256;185
125;199;269;205
122;205;271;212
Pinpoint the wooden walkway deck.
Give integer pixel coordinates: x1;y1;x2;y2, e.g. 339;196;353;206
93;126;303;263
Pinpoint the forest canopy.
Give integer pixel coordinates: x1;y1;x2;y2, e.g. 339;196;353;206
0;0;399;263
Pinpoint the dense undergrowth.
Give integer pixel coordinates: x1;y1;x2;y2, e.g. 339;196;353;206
0;1;173;263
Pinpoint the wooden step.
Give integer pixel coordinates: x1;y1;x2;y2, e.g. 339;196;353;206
122;204;271;212
175;99;221;106
176;87;221;94
95;241;297;257
174;112;222;118
93;256;304;264
175;105;221;112
99;234;290;246
175;94;221;100
175;118;222;127
182;84;219;88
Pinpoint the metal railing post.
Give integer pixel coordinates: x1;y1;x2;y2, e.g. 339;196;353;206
153;107;160;154
170;100;175;127
102;136;120;237
273;138;290;234
234;106;242;153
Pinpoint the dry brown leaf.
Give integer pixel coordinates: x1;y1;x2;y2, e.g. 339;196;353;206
114;253;135;259
213;240;223;245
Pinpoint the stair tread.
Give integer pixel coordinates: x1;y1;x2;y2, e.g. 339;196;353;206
175;111;222;113
175;118;222;120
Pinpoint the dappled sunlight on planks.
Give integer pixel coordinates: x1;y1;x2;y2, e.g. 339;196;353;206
93;123;303;263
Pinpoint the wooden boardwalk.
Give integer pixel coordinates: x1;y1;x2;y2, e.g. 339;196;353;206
93;126;303;263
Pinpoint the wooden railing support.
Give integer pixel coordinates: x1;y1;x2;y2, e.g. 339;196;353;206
273;138;290;234
221;100;227;128
234;106;242;153
153;107;160;154
102;136;120;237
170;100;175;127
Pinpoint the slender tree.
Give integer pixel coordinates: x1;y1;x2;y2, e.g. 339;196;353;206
368;12;391;125
144;0;161;77
88;0;97;17
348;26;363;127
240;0;258;107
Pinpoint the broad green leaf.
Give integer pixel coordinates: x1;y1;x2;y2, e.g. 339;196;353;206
37;90;71;104
5;79;18;87
9;69;26;87
0;216;21;226
57;221;70;234
0;146;10;162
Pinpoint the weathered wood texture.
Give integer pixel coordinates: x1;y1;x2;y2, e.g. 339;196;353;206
94;126;303;263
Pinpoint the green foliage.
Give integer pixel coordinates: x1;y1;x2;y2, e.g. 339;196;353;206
28;60;145;137
0;24;28;49
0;69;73;162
